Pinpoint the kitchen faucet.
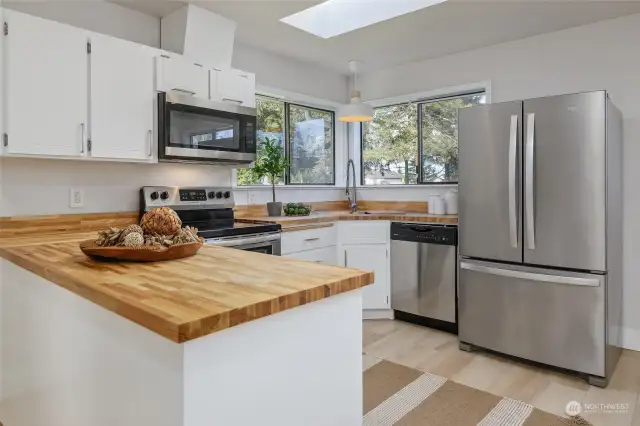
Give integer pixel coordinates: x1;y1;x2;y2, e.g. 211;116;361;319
346;159;357;213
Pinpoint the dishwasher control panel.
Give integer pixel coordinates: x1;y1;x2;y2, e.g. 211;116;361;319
390;222;458;246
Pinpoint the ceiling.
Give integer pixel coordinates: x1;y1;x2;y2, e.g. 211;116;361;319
114;0;640;74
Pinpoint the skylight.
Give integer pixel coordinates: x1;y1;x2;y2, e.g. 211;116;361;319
280;0;447;39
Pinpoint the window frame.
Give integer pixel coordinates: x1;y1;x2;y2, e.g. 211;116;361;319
360;89;485;186
285;102;336;186
238;95;336;186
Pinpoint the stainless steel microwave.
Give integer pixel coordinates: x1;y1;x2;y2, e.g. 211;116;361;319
157;91;257;164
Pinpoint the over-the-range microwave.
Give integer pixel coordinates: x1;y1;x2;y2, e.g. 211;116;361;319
157;91;257;165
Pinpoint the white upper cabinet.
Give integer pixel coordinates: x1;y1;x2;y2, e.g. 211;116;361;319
155;54;208;98
211;68;256;107
3;10;88;157
89;34;155;161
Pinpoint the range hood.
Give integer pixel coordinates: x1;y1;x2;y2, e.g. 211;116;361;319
161;4;236;69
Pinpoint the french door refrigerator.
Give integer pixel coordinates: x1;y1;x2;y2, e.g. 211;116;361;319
457;91;623;387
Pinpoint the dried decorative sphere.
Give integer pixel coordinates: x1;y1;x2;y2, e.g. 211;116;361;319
140;207;182;236
122;232;144;247
119;224;144;243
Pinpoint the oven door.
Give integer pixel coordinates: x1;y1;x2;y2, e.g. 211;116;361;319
158;91;257;164
205;232;281;256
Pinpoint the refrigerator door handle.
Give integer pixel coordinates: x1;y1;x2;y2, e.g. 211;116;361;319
508;114;519;248
525;113;536;250
460;261;600;287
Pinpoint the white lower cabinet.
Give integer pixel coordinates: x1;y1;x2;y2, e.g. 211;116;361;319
337;222;391;311
341;244;390;310
284;246;337;266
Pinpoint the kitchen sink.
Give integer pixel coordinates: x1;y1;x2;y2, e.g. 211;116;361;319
352;211;407;215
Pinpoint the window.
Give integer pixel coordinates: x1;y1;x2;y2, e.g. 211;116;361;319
361;91;485;185
237;96;335;186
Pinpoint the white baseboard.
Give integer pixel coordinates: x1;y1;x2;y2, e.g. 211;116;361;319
620;327;640;352
363;309;394;320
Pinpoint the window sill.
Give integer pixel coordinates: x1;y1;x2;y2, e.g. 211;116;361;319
233;185;340;190
357;184;458;189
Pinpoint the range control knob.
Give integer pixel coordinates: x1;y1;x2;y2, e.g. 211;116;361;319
150;191;159;200
223;191;231;199
160;191;169;200
208;191;216;199
215;191;223;199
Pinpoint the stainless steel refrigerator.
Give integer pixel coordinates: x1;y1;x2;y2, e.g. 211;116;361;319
457;91;623;387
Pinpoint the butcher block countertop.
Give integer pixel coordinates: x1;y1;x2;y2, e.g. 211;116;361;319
238;211;458;230
0;238;374;343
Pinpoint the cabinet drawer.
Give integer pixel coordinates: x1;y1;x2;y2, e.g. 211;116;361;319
281;226;336;255
339;222;389;245
284;246;336;266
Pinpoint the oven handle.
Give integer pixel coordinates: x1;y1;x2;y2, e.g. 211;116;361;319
205;233;280;248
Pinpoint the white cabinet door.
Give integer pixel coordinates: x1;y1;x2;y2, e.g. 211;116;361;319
343;244;390;310
4;10;88;157
212;68;255;107
89;34;155;160
155;54;208;98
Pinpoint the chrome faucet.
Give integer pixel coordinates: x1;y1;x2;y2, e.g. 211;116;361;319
346;159;357;213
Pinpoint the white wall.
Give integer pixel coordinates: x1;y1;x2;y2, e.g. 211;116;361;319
359;12;640;349
3;0;160;47
0;158;232;216
233;42;348;104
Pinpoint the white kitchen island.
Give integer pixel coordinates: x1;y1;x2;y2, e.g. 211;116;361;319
0;240;372;426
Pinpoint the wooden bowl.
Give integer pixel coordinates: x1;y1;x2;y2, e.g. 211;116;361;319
79;239;203;262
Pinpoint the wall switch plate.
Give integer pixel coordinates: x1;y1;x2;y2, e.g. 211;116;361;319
70;188;85;208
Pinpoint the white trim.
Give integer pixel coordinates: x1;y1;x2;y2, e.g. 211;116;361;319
256;85;342;111
356;184;457;190
620;326;640;352
233;185;344;191
363;309;394;320
366;80;492;108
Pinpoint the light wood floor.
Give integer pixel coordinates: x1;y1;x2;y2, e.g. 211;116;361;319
364;319;640;426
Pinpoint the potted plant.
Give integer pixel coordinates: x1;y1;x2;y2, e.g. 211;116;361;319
253;137;289;217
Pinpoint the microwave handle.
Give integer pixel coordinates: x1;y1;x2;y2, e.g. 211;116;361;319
222;97;243;104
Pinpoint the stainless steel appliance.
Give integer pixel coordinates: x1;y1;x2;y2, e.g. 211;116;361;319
140;186;281;255
157;91;257;165
391;223;458;333
457;91;623;387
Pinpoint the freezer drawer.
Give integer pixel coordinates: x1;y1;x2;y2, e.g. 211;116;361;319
459;259;605;377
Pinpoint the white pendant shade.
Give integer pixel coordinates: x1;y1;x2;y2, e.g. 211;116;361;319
338;91;374;123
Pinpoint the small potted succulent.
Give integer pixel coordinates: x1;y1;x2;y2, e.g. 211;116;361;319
253;137;289;217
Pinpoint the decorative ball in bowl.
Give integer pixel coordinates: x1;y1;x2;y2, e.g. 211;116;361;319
283;203;312;217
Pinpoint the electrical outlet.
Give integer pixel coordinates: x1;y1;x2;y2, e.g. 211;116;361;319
70;188;84;208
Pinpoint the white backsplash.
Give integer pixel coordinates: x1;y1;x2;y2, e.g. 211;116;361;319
0;157;233;217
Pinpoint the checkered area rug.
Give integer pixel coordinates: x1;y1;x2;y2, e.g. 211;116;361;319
363;354;592;426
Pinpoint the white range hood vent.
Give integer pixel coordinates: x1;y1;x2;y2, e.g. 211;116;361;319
161;4;236;69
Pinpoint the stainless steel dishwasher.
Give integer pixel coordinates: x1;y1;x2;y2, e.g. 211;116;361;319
390;222;458;333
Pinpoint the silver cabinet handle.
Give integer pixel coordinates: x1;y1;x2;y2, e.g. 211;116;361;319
222;97;243;104
460;261;600;287
147;130;152;157
304;237;320;242
171;88;196;96
80;123;85;154
344;250;348;267
508;114;518;249
525;113;536;250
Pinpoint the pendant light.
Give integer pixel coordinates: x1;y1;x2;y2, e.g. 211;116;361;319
338;61;374;122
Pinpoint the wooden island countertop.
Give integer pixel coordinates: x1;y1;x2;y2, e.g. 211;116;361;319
0;239;374;343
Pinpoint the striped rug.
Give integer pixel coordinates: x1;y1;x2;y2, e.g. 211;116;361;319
363;354;592;426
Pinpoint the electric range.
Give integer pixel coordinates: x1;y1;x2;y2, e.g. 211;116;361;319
140;186;281;255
